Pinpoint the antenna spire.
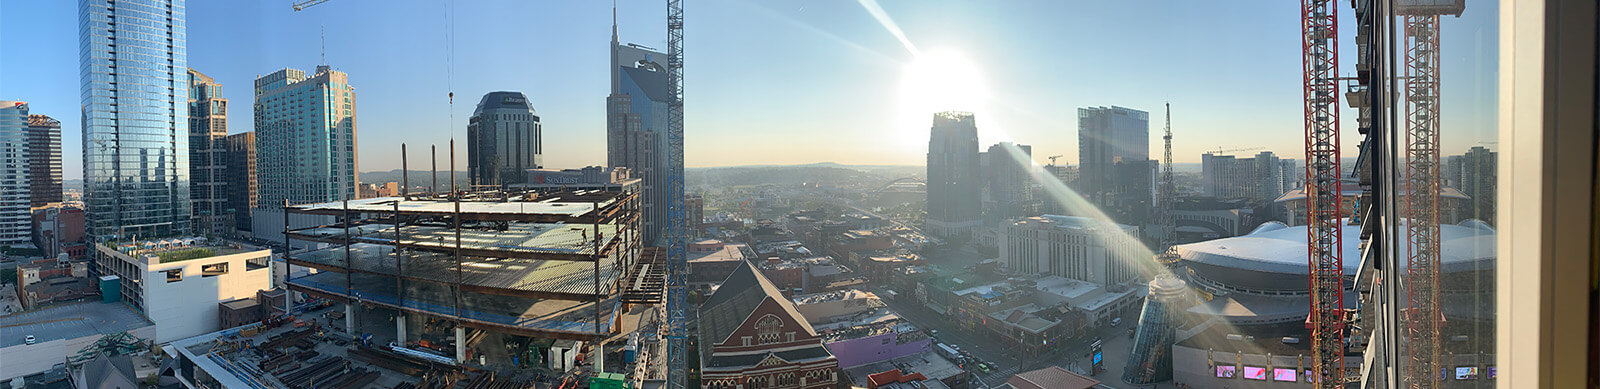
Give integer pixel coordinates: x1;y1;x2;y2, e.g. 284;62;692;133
320;25;326;65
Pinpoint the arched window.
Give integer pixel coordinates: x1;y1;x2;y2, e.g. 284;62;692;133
755;314;784;344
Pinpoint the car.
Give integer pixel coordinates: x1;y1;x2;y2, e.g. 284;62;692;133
977;364;993;374
24;335;36;345
1111;318;1122;327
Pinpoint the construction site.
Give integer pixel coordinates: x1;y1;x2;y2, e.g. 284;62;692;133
271;180;667;385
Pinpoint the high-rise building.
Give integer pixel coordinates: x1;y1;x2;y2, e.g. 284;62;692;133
27;114;62;207
925;111;982;238
80;0;193;240
1200;151;1296;201
0;102;32;245
998;215;1143;287
187;69;231;236
467;91;542;187
983;142;1038;225
1454;146;1497;224
1077;106;1151;225
607;19;671;245
252;66;358;241
225;132;256;232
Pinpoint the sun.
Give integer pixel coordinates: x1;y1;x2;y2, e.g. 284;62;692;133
897;50;991;146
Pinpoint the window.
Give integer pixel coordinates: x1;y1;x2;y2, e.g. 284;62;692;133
201;262;227;277
163;269;181;283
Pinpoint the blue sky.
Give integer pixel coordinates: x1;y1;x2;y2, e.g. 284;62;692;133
2;0;1497;180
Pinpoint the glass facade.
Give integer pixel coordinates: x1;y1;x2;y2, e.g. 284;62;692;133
79;0;192;240
252;66;359;210
0;102;31;245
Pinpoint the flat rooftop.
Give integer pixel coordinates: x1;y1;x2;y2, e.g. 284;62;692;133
287;195;615;218
0;302;153;348
844;350;964;384
288;242;621;299
1176;321;1314;355
291;222;623;260
101;239;264;264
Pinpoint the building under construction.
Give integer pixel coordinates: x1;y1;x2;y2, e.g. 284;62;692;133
281;184;665;370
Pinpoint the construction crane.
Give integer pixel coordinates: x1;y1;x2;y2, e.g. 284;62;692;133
663;0;689;388
1205;146;1265;155
1398;1;1463;387
1046;155;1063;166
1300;0;1345;386
1154;103;1178;264
292;0;331;11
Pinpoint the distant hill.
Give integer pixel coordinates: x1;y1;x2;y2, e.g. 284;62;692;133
688;163;920;188
359;170;469;189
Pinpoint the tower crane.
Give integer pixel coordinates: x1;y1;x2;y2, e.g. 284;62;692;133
1300;0;1345;386
1398;1;1463;387
1046;155;1063;166
292;0;331;11
664;0;689;388
1205;146;1265;155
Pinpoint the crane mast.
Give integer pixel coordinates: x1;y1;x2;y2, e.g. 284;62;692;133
1300;0;1345;386
1155;103;1177;263
1399;2;1457;386
664;0;689;388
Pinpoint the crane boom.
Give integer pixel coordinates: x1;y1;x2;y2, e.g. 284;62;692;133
664;0;689;388
1301;0;1345;386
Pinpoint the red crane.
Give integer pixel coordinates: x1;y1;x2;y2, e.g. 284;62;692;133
1398;1;1463;387
1300;0;1345;386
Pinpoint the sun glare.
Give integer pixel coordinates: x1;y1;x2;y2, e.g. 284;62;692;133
898;50;989;146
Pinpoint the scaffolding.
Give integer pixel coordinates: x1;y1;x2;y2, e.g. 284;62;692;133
281;187;651;342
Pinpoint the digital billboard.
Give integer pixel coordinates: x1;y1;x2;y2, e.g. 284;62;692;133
1242;366;1267;380
1487;367;1497;379
1092;350;1103;365
1273;368;1297;382
1455;366;1479;380
1215;365;1236;378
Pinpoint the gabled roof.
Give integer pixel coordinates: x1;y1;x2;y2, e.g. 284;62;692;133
1005;366;1099;389
81;351;139;388
698;261;818;360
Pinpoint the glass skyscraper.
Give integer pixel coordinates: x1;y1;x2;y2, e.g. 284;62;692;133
925;111;981;238
80;0;193;240
607;19;670;245
250;66;358;242
0;101;32;245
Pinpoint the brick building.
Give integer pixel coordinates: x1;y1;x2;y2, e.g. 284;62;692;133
699;262;840;389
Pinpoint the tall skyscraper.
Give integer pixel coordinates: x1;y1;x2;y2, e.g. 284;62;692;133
80;0;193;240
467;91;542;187
0;102;32;245
252;66;358;240
1454;146;1497;224
983;142;1038;225
187;69;231;235
27;114;62;207
225;132;257;232
925;111;981;238
1077;106;1151;225
607;17;671;245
